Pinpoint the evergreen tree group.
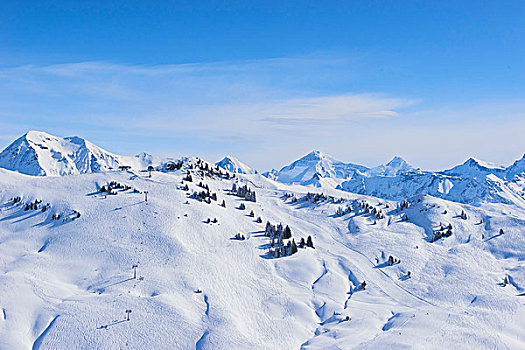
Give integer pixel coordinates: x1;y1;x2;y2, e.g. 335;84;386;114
357;201;384;219
233;233;246;240
231;183;256;202
387;255;400;265
191;188;218;204
335;206;352;216
303;192;328;204
432;223;453;242
265;221;313;258
99;181;135;195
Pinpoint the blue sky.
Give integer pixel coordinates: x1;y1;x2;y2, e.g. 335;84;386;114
0;1;524;170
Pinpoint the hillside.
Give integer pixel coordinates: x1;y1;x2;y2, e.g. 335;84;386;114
0;156;524;349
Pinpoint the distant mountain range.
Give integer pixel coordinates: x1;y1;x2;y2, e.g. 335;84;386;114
1;131;524;206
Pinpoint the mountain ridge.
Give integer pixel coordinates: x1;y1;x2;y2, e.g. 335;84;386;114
1;131;525;207
0;131;156;176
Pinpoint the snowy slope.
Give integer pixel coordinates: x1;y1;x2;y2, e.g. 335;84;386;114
216;156;256;174
0;131;156;176
506;154;525;180
0;157;524;349
271;151;369;187
0;133;524;349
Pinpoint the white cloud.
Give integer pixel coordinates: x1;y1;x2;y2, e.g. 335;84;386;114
0;58;523;171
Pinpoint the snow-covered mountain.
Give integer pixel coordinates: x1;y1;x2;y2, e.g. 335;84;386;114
0;131;156;176
0;132;524;349
216;155;256;174
506;154;525;180
339;171;525;207
270;150;369;187
366;156;419;177
263;151;525;207
0;158;523;349
442;157;506;178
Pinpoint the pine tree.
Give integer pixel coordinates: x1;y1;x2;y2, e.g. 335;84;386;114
221;200;226;208
291;239;298;254
283;225;292;239
239;203;246;210
265;221;272;236
306;235;314;248
299;237;305;248
249;210;254;217
285;241;291;256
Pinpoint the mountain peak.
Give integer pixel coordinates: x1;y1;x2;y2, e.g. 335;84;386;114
303;150;326;160
443;157;506;178
386;156;408;166
216;155;255;174
269;151;368;186
0;131;155;176
365;156;416;177
462;157;504;169
23;130;58;143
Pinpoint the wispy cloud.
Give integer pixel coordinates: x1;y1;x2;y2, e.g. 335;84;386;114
0;58;413;141
1;57;521;170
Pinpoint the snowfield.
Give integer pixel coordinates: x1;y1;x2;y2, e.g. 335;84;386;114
0;164;524;349
0;132;524;349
